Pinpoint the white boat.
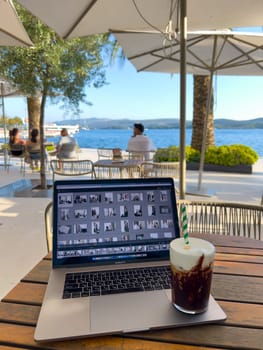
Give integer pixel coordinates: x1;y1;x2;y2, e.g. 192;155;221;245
0;128;8;139
0;124;80;139
44;124;80;137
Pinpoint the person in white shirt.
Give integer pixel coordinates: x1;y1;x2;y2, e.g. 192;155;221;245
127;123;156;161
56;128;78;159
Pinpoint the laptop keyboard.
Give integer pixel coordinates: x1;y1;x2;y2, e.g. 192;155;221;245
63;266;171;299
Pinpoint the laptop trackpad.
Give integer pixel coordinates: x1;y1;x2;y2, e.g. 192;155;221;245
91;290;176;334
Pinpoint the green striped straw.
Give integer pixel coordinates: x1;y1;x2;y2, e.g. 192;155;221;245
181;204;190;246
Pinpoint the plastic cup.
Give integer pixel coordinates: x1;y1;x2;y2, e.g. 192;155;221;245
170;237;215;314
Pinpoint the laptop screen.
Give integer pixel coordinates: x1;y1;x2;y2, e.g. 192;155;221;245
52;178;180;267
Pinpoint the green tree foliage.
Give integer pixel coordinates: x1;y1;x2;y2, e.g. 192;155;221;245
0;1;116;187
0;116;23;128
1;2;112;108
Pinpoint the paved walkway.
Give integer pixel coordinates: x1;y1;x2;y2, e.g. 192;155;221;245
183;159;263;203
0;149;262;299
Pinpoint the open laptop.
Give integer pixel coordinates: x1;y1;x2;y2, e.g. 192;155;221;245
35;177;226;342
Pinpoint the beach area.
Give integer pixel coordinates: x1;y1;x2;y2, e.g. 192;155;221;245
0;147;262;299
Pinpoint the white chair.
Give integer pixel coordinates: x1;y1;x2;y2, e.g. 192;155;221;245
50;159;96;183
26;144;41;170
127;150;155;161
57;143;78;160
141;161;180;179
97;148;113;160
45;201;53;252
177;200;263;240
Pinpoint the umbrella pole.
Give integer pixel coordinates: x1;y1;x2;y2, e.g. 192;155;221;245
179;0;187;199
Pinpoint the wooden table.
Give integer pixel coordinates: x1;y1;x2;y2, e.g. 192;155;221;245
93;159;142;178
0;233;263;350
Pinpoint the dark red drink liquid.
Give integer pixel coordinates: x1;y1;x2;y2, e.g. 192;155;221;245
171;254;213;314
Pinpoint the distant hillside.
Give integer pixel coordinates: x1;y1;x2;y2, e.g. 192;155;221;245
214;118;263;129
55;117;263;129
55;118;189;129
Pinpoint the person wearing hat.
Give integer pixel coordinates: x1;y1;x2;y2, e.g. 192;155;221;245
126;123;156;161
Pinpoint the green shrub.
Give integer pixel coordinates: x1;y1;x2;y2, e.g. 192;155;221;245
1;143;10;151
154;146;200;162
153;146;179;162
45;144;55;152
185;146;200;162
166;146;180;161
205;144;258;166
154;144;258;166
153;148;168;162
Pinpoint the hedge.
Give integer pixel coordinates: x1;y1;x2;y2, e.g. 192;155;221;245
153;144;258;166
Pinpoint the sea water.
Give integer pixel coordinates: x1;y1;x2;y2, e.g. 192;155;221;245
2;128;261;156
48;128;262;156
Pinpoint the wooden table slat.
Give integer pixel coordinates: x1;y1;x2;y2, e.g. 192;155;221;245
215;252;263;263
4;275;263;308
0;346;32;350
218;300;263;328
212;274;263;303
0;302;40;325
2;283;46;306
216;246;263;256
129;324;263;350
0;323;221;350
191;233;263;249
21;259;51;284
214;260;263;277
1;299;262;330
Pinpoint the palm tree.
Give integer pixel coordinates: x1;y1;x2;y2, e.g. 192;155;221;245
191;75;215;152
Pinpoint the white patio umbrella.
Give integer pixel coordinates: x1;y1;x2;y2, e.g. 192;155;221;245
16;0;263;198
0;0;33;47
113;30;263;76
16;0;263;39
112;28;263;192
0;0;33;166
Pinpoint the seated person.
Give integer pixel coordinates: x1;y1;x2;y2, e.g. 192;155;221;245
127;123;156;161
56;128;78;159
9;128;26;156
26;128;41;170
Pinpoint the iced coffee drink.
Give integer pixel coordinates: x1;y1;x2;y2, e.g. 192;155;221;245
170;237;215;314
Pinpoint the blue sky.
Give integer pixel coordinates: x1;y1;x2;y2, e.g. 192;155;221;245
3;54;263;124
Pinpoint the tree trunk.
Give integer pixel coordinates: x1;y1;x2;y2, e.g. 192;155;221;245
27;96;40;137
27;95;47;189
191;75;215;152
40;88;48;189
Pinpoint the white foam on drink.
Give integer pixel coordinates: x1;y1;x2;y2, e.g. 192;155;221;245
170;237;215;271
